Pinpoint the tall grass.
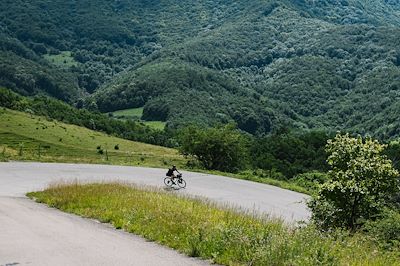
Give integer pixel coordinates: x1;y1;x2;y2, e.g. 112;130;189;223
28;183;400;265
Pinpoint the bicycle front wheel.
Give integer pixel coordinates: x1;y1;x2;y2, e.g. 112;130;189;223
164;177;173;187
177;178;186;188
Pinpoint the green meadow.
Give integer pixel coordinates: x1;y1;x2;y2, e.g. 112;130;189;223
43;51;78;68
111;107;166;130
112;107;144;119
141;121;167;131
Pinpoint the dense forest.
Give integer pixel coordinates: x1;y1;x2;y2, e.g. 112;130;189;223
1;0;400;137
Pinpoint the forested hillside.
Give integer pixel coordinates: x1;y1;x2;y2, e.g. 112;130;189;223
1;0;400;137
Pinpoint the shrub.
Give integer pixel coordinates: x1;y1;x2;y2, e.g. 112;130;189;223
308;134;400;231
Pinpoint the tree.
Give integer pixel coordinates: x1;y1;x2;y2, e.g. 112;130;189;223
308;133;400;231
178;125;248;172
250;130;329;178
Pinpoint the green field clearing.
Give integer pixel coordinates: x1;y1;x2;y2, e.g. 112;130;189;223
43;51;78;68
112;107;143;118
141;121;166;131
111;108;166;130
0;108;185;167
29;183;400;266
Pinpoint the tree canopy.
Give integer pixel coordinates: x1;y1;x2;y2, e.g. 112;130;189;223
178;125;248;172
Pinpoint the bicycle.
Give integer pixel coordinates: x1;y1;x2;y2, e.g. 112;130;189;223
164;173;186;188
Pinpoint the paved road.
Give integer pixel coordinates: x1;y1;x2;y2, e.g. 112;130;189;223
0;197;208;266
0;162;310;265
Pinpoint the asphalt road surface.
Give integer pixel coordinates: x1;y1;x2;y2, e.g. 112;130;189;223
0;162;310;266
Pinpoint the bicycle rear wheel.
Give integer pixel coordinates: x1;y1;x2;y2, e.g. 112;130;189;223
177;178;186;188
164;177;173;187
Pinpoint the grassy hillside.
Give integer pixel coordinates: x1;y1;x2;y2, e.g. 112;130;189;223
1;0;400;137
0;108;185;167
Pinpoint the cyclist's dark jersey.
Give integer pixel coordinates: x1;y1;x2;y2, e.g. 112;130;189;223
166;168;174;176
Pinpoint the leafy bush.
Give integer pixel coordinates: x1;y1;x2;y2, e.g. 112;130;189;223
308;134;400;231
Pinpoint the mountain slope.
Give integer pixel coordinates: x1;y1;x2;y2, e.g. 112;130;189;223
1;0;400;137
92;1;400;137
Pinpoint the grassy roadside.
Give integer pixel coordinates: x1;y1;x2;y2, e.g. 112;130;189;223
193;169;311;195
28;183;400;266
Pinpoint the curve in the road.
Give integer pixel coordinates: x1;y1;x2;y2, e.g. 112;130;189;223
0;162;310;222
0;162;310;266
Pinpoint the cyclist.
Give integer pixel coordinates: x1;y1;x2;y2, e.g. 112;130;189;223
166;165;180;184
